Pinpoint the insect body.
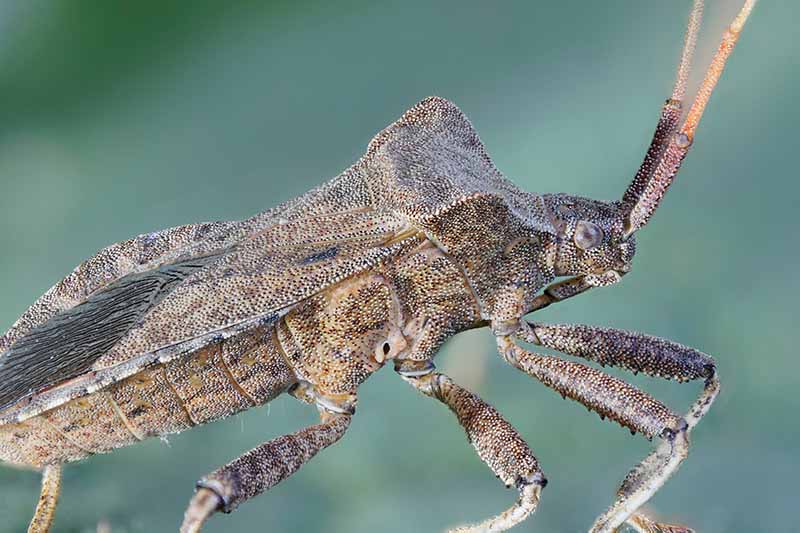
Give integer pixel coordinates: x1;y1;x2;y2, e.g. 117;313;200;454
0;1;757;532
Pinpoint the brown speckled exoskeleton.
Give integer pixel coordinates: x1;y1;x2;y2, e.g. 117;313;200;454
0;1;757;532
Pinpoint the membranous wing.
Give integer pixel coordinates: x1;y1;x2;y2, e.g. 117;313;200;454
0;253;225;410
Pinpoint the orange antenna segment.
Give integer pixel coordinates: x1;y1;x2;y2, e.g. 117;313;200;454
681;0;758;140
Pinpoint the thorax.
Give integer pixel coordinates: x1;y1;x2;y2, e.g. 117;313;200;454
280;238;484;397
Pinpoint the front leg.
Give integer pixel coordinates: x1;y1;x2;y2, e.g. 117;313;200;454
497;332;705;533
396;360;547;532
515;321;720;531
519;321;719;430
180;407;351;533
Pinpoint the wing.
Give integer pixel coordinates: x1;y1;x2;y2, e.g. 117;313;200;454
0;204;418;419
0;219;243;356
1;95;538;421
0;252;227;411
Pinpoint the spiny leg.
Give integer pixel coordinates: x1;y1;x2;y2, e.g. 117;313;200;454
497;336;683;438
180;410;351;533
517;321;719;531
28;464;62;533
496;336;694;533
520;322;719;430
397;360;547;533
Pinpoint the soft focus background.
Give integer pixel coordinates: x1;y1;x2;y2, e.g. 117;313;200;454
0;1;796;532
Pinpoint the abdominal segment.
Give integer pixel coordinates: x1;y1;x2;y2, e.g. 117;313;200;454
0;325;297;468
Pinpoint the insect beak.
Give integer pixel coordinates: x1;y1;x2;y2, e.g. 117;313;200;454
585;269;625;288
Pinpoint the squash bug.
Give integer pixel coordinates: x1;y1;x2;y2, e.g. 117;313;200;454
0;1;757;531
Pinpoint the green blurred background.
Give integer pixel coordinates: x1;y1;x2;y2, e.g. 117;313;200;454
0;1;796;532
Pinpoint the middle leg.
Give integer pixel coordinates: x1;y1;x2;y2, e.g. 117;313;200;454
180;407;351;533
396;360;547;533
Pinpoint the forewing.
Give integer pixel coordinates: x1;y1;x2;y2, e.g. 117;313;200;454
0;220;241;356
91;208;417;370
1;95;526;418
0;209;416;416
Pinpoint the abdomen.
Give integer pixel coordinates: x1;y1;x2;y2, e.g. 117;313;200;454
0;324;297;468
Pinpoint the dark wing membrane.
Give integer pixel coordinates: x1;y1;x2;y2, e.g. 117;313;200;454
0;252;226;410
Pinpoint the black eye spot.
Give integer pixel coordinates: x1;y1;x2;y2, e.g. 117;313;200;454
574;221;604;250
383;343;391;355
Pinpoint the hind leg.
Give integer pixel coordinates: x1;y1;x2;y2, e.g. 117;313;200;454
180;410;351;533
28;464;62;533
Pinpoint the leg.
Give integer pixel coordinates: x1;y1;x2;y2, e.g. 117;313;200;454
626;511;694;533
519;321;719;430
496;336;701;533
518;322;719;532
28;464;62;533
396;360;546;533
180;410;351;533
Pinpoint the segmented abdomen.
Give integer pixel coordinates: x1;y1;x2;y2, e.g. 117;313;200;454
0;324;297;468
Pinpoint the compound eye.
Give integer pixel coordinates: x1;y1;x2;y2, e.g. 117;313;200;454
574;221;604;250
